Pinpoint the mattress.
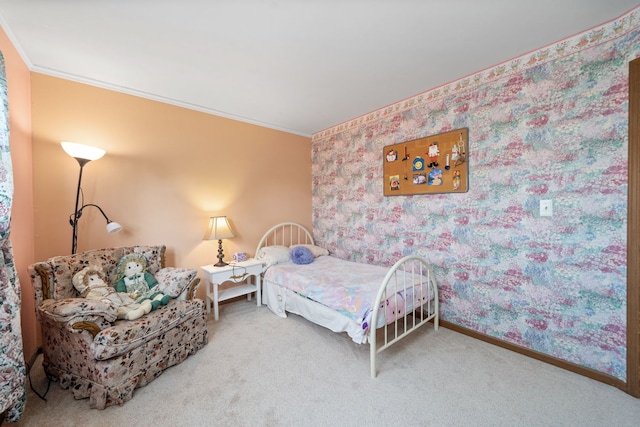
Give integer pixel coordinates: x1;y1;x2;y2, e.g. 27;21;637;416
263;256;433;344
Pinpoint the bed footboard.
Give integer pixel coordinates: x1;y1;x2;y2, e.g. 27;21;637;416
369;255;439;378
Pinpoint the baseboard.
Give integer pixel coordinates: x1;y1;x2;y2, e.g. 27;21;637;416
439;320;631;395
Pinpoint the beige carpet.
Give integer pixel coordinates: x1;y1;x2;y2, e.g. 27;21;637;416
12;299;640;426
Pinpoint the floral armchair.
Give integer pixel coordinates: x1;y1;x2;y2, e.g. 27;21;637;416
28;245;208;409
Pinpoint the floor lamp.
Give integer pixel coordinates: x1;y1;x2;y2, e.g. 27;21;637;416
61;142;123;254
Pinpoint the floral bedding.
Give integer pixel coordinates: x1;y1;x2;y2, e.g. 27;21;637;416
263;255;434;335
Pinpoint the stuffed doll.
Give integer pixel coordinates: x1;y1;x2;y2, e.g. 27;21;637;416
114;253;171;311
72;265;152;320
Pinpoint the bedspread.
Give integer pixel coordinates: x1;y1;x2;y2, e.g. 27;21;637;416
263;256;433;334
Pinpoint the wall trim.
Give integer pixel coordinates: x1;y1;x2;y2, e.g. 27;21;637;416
440;320;629;394
627;57;640;398
313;6;640;141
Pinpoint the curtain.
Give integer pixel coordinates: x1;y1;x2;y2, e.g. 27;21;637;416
0;50;26;422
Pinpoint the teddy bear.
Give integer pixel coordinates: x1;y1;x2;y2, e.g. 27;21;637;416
72;265;152;320
114;253;171;312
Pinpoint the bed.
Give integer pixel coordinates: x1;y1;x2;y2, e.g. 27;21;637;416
255;222;439;377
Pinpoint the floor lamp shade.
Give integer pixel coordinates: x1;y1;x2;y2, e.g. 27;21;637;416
62;142;121;254
61;141;105;161
204;216;235;267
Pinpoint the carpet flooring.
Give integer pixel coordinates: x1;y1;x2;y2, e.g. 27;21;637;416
12;299;640;426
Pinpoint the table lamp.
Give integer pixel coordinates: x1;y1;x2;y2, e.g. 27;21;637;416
203;216;235;267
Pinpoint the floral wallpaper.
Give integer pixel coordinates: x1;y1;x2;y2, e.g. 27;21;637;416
0;51;26;421
312;8;640;380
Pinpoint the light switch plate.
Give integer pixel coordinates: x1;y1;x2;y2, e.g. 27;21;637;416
540;199;553;217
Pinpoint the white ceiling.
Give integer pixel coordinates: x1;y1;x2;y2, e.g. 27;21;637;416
0;1;638;137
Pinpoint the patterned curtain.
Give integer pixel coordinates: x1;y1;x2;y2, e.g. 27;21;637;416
0;50;26;421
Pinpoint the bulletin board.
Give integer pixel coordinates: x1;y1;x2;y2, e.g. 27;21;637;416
383;128;469;196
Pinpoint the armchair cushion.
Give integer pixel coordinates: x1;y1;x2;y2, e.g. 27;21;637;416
39;298;117;323
91;300;203;360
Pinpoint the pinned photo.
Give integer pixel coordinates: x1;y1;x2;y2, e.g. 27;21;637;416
413;173;426;185
390;175;400;191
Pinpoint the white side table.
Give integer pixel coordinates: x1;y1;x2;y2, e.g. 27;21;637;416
200;259;263;320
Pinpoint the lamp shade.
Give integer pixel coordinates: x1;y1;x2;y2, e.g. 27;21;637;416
106;221;123;234
203;216;235;240
61;142;106;161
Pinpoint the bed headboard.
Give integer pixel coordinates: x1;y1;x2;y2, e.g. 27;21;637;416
255;222;314;255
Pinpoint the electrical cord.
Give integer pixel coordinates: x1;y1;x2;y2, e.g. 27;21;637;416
26;349;50;401
227;263;248;282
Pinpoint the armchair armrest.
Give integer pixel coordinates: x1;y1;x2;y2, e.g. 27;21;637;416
184;277;201;300
155;268;199;300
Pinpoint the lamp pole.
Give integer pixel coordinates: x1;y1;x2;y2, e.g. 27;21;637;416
70;158;90;254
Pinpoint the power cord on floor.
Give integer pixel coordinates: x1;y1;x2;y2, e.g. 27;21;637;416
26;347;50;401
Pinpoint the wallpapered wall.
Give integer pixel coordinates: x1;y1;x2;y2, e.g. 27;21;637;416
311;9;640;380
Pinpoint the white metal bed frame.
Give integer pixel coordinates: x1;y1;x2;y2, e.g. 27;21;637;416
256;222;439;378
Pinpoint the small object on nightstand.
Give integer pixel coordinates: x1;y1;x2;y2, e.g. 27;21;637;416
200;258;263;320
233;252;247;262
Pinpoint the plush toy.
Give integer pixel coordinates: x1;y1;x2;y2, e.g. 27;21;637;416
381;292;405;322
290;245;314;265
72;265;152;320
114;253;171;311
411;287;429;309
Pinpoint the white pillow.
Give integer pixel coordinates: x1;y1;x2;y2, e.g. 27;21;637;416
256;245;291;268
289;244;329;257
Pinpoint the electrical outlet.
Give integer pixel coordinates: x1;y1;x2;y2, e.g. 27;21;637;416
540;199;553;217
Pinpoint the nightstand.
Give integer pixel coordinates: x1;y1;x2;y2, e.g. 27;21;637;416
200;258;263;320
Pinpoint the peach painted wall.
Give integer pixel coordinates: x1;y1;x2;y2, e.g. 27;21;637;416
0;28;37;362
31;74;312;298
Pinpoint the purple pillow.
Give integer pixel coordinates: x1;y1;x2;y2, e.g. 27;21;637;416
290;245;314;265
